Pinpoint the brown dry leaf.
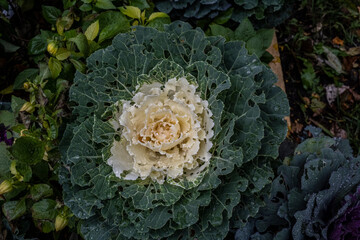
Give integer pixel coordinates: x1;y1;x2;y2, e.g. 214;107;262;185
330;123;347;139
290;120;303;134
332;36;344;46
343;56;359;72
346;47;360;56
349;89;360;101
303;97;311;105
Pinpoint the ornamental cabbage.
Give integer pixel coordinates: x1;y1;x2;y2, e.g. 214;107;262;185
236;133;360;240
232;0;297;27
59;21;289;239
155;0;231;19
154;0;296;27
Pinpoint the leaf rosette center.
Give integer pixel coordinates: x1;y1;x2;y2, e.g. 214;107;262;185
107;77;214;185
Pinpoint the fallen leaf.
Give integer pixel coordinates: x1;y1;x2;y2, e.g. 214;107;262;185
349;89;360;101
310;98;326;116
332;36;344;46
323;46;344;74
290;120;303;134
343;56;359;72
346;47;360;56
331;123;347;139
325;84;349;105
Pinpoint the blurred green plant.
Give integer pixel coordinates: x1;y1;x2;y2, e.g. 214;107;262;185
207;18;275;61
0;0;171;238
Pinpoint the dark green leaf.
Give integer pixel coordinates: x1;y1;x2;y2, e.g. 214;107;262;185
95;0;116;10
31;199;57;220
209;24;234;41
63;0;76;9
0;39;20;53
97;11;130;43
30;184;53;201
130;0;150;10
10;136;45;165
69;33;89;56
213;8;234;25
0;143;11;179
14;68;38;89
2;199;26;221
28;31;53;55
0;110;15;127
146;17;170;31
0;0;9;9
11;96;26;116
13;161;32;182
70;59;86;73
42;5;62;24
79;3;92;11
234;18;255;42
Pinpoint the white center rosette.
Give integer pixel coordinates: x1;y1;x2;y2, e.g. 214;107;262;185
107;77;214;185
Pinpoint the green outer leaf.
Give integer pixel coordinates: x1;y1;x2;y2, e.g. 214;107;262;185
42;5;61;24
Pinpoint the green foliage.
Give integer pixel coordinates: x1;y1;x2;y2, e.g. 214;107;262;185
2;0;172;237
235;132;360;240
60;21;289;239
154;0;296;27
207;18;274;59
155;0;231;20
232;0;298;27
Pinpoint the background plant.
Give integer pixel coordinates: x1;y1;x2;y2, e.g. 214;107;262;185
0;0;170;238
235;129;360;239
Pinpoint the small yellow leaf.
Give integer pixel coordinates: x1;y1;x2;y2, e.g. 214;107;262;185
132;20;139;26
56;48;71;61
148;12;169;22
85;20;99;41
0;85;13;95
141;10;146;23
119;6;141;20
